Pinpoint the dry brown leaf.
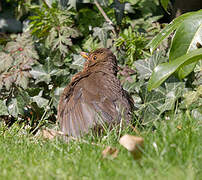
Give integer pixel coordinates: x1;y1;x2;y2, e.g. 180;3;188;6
102;146;119;158
42;129;64;140
177;125;182;130
119;134;144;160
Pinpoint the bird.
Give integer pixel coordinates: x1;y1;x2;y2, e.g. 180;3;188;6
57;48;134;137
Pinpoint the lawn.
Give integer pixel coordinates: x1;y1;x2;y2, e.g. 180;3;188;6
0;113;201;180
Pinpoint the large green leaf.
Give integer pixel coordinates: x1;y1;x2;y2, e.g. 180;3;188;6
148;48;202;91
169;13;202;79
147;10;202;53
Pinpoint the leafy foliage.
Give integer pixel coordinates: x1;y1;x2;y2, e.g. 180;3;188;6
0;32;38;121
0;0;201;130
148;48;202;91
122;52;190;123
115;27;147;66
0;32;38;90
160;0;170;12
148;10;202;90
29;2;80;56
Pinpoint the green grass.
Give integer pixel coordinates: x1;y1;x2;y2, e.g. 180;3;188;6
0;112;201;180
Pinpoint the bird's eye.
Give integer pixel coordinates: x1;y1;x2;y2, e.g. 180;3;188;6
93;56;97;60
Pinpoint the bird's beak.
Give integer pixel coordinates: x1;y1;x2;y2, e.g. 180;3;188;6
80;52;89;60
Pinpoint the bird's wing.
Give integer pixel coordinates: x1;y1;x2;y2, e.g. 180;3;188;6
58;72;122;137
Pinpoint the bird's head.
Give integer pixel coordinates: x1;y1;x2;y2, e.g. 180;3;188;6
80;48;117;68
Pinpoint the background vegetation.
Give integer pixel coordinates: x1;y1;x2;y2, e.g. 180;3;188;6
0;0;201;179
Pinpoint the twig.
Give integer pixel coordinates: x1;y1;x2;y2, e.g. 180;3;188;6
94;0;117;36
41;0;51;8
94;0;113;25
31;98;53;134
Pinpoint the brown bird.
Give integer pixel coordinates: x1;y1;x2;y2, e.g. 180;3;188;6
58;48;134;137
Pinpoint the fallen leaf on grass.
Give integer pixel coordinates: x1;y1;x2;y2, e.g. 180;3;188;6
102;146;119;158
177;125;182;130
42;129;64;140
119;134;144;160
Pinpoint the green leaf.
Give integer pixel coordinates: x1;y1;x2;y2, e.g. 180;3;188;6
160;0;170;11
7;96;26;117
139;84;165;124
51;87;65;109
197;85;202;96
5;32;38;60
4;75;14;90
43;0;54;8
93;23;113;47
0;100;8;116
65;0;77;9
30;64;51;84
157;81;185;112
31;91;49;109
183;91;198;107
147;10;202;53
148;48;202;91
134;52;167;80
71;54;85;70
45;28;57;48
0;52;13;73
110;1;134;25
192;108;202;121
193;60;202;85
169;13;202;79
30;59;57;84
124;2;135;13
16;72;30;89
138;78;186;124
182;85;202;109
82;35;100;51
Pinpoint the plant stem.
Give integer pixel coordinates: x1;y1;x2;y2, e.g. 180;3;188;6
94;0;113;25
41;0;51;8
31;98;53;134
94;0;117;36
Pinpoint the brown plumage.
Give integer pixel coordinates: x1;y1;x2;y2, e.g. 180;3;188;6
58;48;134;137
